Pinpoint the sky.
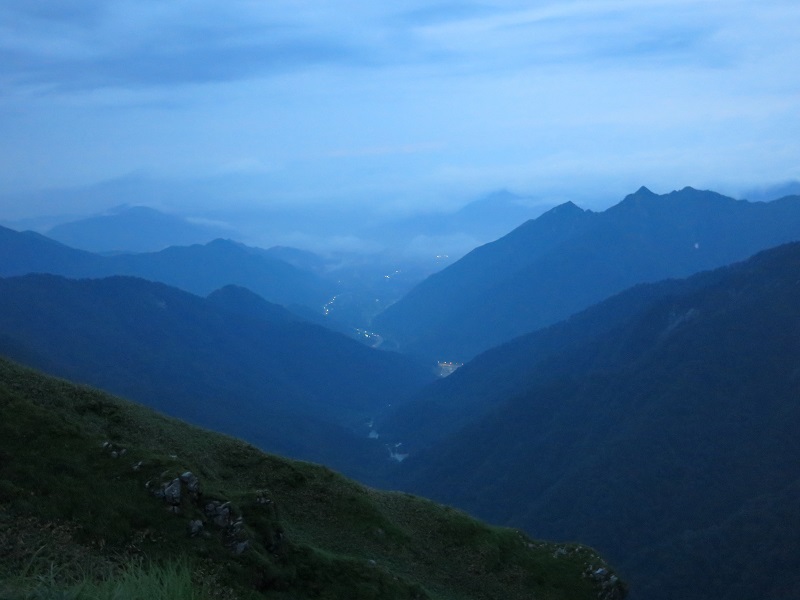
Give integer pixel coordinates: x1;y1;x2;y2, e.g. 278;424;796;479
1;0;799;226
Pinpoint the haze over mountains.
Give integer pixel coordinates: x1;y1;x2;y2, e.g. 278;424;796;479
2;185;557;264
46;204;234;253
0;226;332;312
0;222;442;335
2;184;800;599
374;186;800;361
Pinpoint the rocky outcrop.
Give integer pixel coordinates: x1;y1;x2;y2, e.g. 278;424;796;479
180;471;201;501
143;466;279;557
98;439;277;558
162;478;182;511
100;441;127;459
583;562;627;600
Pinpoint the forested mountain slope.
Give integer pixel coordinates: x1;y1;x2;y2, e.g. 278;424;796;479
389;241;800;599
374;187;800;360
0;274;434;477
0;226;332;311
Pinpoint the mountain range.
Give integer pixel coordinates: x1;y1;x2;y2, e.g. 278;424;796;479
373;187;800;361
45;205;234;253
383;241;800;600
0;225;332;312
363;190;551;252
0;273;434;478
0;223;444;333
3;184;800;599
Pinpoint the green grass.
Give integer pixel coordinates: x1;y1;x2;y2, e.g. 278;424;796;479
0;357;626;599
1;558;209;600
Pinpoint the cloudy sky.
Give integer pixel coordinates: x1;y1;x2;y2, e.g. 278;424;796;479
1;0;799;222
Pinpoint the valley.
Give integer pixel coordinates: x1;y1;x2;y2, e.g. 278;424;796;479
2;185;800;599
3;4;798;597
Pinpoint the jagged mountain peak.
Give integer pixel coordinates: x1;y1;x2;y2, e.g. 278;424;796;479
547;199;585;214
616;185;656;204
508;199;589;235
635;185;656;196
374;187;800;361
610;186;740;220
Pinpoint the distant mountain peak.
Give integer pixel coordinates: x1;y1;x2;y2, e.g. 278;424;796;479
552;200;584;212
374;186;800;361
206;284;297;324
611;187;659;213
206;237;239;247
506;200;588;237
536;200;585;219
620;186;657;204
45;206;237;253
107;204;158;215
201;238;252;253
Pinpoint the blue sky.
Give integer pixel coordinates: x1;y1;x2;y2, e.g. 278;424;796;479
1;0;799;222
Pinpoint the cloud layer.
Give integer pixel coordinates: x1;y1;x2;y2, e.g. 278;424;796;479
1;0;798;217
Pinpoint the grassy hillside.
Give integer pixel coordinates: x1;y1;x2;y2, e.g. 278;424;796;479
0;358;625;600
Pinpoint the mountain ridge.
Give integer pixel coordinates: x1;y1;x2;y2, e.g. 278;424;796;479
0;226;333;311
0;273;434;478
45;204;234;253
373;187;800;360
386;240;800;600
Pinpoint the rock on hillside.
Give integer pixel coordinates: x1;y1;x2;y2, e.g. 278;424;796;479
0;357;626;600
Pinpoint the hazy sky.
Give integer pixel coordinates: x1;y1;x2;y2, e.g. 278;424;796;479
1;0;799;220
